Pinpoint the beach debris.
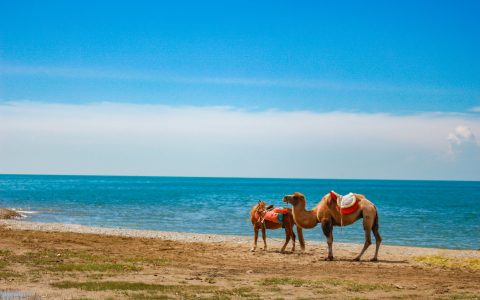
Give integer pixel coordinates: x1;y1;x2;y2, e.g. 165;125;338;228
0;290;40;300
0;208;22;220
206;277;216;284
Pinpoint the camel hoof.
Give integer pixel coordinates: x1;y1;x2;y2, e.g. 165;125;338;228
353;257;361;261
325;256;334;261
250;248;256;252
370;257;378;262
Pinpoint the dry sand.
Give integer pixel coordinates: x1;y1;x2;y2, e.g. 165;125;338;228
0;219;479;299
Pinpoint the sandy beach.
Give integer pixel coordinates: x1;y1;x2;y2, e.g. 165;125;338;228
0;219;479;300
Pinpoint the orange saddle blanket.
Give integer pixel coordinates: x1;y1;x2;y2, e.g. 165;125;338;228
262;207;288;224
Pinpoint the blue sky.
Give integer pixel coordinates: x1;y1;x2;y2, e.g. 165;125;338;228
1;1;480;179
1;0;479;112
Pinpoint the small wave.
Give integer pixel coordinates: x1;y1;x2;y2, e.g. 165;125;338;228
15;210;38;215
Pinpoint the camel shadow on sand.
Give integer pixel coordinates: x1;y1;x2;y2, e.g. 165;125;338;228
253;250;408;264
328;258;408;264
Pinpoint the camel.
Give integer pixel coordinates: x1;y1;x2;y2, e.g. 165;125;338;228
249;201;305;253
283;192;381;261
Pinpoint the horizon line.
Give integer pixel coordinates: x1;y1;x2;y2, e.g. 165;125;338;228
1;173;479;183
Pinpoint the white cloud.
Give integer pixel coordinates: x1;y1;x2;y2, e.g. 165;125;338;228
1;101;480;180
470;106;480;113
447;126;480;159
448;126;476;144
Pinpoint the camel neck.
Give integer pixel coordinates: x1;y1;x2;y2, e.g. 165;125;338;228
296;199;307;211
292;199;318;229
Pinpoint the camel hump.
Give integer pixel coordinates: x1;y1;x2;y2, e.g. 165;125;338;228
330;191;356;208
339;193;356;207
332;192;360;215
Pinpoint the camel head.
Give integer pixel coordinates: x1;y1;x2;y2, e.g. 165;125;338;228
282;192;305;206
255;200;266;211
250;200;267;223
250;200;266;221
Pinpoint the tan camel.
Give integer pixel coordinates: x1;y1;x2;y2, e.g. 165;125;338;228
283;192;381;261
249;201;305;253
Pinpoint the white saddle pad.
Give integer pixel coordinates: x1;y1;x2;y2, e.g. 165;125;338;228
332;192;356;208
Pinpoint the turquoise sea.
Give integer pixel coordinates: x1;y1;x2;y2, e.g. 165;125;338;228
0;174;478;250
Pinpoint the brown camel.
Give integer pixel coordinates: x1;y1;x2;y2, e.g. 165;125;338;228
283;192;381;261
249;201;305;253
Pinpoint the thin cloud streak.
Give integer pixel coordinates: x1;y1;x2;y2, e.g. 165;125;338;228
0;63;472;96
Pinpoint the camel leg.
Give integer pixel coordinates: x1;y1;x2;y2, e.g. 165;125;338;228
371;213;382;261
250;225;259;252
282;223;296;253
280;227;291;253
261;225;267;251
297;227;305;252
321;219;334;260
291;228;296;253
354;216;373;261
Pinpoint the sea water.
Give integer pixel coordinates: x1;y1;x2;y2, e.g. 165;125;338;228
0;174;478;250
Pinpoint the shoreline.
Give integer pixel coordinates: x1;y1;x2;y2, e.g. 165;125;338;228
1;219;478;259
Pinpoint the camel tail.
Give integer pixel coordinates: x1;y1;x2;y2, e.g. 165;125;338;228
296;226;305;250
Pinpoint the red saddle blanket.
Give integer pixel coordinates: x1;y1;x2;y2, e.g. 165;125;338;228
330;191;360;215
262;207;288;224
